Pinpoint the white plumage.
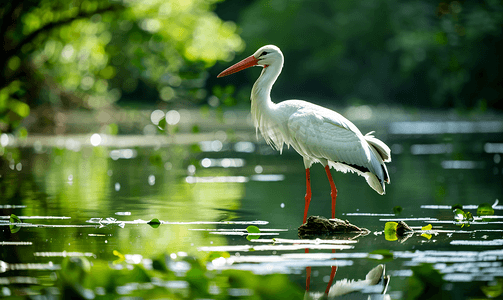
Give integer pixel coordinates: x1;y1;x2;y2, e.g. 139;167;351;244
218;45;391;221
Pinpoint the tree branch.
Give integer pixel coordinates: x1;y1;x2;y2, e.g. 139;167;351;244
1;3;125;83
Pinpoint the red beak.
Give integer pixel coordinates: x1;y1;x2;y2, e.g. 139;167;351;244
217;55;258;78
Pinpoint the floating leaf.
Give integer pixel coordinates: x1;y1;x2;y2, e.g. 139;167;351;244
477;203;495;216
422;224;432;231
384;221;398;233
112;250;125;264
384;222;398;241
148;218;161;228
205;251;230;263
481;278;503;298
451;204;463;210
157;117;167;131
246;226;260;234
9;214;21;234
421;233;432;240
453;208;466;221
246;235;260;241
406;263;445;299
246;225;260;241
393;205;403;215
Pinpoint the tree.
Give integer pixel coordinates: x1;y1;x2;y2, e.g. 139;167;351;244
221;0;503;110
0;0;243;132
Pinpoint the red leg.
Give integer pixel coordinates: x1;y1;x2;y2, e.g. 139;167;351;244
303;168;311;223
305;249;311;291
324;249;338;295
324;166;337;218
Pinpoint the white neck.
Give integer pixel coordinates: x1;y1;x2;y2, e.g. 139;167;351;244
250;61;283;125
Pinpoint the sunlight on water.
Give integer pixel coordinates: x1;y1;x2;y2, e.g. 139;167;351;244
185;175;248;183
450;240;503;246
390;120;503;134
199;244;354;252
200;158;245;168
33;251;96;258
110;148;137;160
0;241;33;246
441;160;484;169
0;216;70;220
344;213;395;216
250;174;285;181
484;142;503;153
233;141;255;153
410;143;452;155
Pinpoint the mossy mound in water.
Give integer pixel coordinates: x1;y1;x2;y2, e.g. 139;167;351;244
298;216;370;238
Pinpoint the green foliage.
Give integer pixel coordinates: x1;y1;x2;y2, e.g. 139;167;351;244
451;203;463;210
481;278;503;298
9;214;22;234
1;0;243;132
405;263;446;300
384;221;398;241
226;0;503;110
148;218;161;228
453;207;473;228
477;202;495;216
54;251;302;298
246;225;261;241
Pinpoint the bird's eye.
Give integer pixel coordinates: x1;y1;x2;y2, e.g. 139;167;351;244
260;51;268;57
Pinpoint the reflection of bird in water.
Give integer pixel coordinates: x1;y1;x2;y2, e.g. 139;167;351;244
218;45;391;223
304;264;390;300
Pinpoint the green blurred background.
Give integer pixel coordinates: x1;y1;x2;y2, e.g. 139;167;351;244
1;0;502;135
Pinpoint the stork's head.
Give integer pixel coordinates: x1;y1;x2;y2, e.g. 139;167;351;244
217;45;283;78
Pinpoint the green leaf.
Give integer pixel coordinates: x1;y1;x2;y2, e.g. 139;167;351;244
113;250;125;264
9;214;21;234
246;226;260;241
148;218;161;228
421;224;432;231
246;235;260;241
384;221;398;241
205;251;230;263
246;226;260;234
393;205;403;215
481;278;503;298
451;204;463;210
421;233;432;240
477;203;495;216
157;117;167;131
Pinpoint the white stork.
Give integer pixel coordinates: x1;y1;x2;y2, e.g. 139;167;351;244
218;45;391;223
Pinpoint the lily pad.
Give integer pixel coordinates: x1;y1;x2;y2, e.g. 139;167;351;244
393;205;403;215
9;214;22;234
148;218;161;228
477;203;495;216
246;225;261;241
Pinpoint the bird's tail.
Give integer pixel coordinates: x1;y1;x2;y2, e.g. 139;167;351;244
364;132;391;187
364;132;391;163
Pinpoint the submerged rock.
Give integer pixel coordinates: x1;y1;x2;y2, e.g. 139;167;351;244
298;216;370;238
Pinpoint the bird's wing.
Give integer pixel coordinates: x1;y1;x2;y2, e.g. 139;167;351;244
287;107;373;172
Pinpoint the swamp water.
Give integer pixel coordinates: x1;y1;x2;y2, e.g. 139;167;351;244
1;109;503;299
